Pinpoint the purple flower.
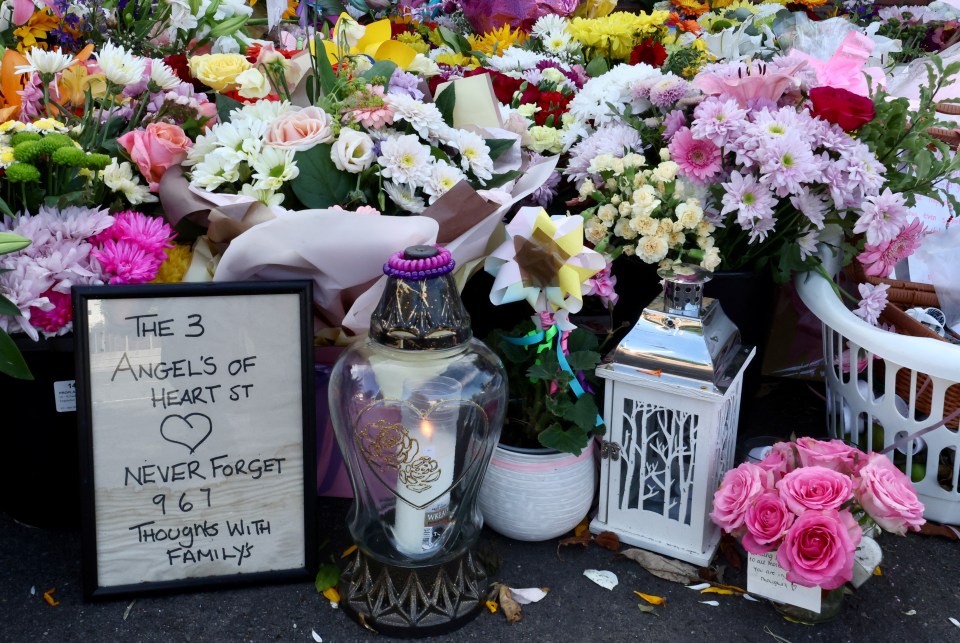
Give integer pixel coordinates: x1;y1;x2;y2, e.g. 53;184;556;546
789;191;828;229
853;188;910;246
564;124;642;186
648;76;689;109
853;282;890;326
692;97;747;146
662;109;686;139
388;68;424;100
757;136;820;197
720;171;777;239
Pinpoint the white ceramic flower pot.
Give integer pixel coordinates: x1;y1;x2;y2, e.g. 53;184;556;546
478;442;597;541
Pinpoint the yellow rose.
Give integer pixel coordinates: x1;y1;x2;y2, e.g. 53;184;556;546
188;53;252;92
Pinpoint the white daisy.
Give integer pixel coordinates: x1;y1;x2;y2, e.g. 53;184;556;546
189;148;243;191
383;181;426;214
15;48;74;80
386;94;446;141
449;130;493;182
149;59;182;91
532;15;568;39
210;120;268;162
423;160;466;204
96;42;147;87
101;159;158;205
240;183;284;207
377;134;431;187
251;146;298;191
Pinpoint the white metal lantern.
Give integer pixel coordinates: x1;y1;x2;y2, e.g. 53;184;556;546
590;265;755;566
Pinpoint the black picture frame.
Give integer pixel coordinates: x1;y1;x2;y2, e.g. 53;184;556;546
72;281;316;600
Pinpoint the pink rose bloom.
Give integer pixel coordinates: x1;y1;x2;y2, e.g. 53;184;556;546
794;437;865;475
710;462;772;533
855;453;925;534
742;492;794;554
777;509;860;589
117;123;193;192
264;106;335;152
756;441;796;481
778;466;853;515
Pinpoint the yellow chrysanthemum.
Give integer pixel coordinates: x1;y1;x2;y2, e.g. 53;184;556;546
0;146;15;168
152;245;193;284
13;11;58;52
396;32;431;55
467;24;528;57
0;121;25;134
434;52;479;68
567;11;670;60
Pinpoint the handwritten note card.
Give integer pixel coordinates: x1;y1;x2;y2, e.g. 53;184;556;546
74;282;314;598
747;552;822;613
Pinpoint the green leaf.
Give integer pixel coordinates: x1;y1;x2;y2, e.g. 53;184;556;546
565;327;599;353
0;232;30;255
361;60;398;85
564;350;600;372
0;292;20;317
314;36;339;96
0;328;32;380
0;194;14;218
585;56;609;78
482;169;521;190
526;360;559;381
215;92;244;124
567;394;599;433
290;144;354;208
538;423;589;455
314;563;340;593
484;138;515;162
435;83;456;127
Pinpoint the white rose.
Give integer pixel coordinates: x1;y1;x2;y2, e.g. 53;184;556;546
407;54;440;77
235;68;271;99
540;67;566;84
331;128;375;173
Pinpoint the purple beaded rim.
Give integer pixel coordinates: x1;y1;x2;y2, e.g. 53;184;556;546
383;246;455;280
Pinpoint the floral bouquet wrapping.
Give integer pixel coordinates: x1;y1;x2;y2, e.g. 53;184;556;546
711;438;924;591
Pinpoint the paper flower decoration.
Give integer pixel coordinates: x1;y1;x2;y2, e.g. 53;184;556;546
485;207;605;314
322;13;418;70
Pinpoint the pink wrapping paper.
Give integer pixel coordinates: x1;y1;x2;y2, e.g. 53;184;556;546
461;0;579;34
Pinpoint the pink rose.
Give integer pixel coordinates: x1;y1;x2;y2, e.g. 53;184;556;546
795;437;866;475
756;441;796;481
742;492;794;554
855;453;925;534
710;462;772;533
264;106;335;151
117;123;193;192
777;509;860;589
778;466;853;515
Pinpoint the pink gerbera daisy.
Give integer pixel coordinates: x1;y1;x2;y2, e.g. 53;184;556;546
857;218;926;277
668;127;722;183
345;85;395;130
91;239;163;284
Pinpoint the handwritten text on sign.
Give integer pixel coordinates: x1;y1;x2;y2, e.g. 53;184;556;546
747;552;822;613
85;293;305;587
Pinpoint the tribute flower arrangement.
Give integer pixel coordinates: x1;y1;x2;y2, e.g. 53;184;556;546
711;438;924;590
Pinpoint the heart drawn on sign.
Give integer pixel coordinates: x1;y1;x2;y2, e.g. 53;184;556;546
160;413;213;454
354;399;490;510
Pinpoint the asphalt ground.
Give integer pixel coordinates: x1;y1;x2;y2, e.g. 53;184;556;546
3;379;960;643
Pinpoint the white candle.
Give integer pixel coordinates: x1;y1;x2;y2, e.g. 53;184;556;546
392;377;459;558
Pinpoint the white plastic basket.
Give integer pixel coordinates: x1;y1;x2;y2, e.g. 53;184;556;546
795;250;960;525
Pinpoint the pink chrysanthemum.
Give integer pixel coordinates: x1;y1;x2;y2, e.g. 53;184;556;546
853;282;890;326
668;127;722;183
857;218;926;277
91;239;163;285
28;289;73;334
93;211;175;260
692;97;747;146
346;85;396;130
662;109;687;139
853;188;911;246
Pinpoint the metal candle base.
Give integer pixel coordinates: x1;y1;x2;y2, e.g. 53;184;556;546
339;549;488;638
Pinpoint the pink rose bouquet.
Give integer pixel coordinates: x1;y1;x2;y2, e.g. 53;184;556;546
711;438;925;589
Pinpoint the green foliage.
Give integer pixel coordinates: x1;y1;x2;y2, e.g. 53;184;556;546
491;322;604;455
314;563;340;592
435;83;456;127
215;93;245;126
585;56;610;78
291;144;356;209
0;235;33;380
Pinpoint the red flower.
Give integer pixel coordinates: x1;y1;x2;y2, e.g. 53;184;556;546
244;43;299;64
464;69;527;105
163;54;205;92
534;90;571;126
223;90;281;104
809;86;876;132
630;39;667;68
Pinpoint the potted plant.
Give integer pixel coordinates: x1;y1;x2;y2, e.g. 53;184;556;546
475;206;608;541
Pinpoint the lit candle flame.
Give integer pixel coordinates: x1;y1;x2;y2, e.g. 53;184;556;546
420;419;433;438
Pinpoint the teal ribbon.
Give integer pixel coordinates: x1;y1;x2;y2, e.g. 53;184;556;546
504;324;603;427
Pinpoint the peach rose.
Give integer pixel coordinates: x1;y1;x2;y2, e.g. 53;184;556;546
264;106;335;152
117;123;193;192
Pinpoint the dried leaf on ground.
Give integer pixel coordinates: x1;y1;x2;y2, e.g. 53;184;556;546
42;588;58;607
509;587;549;605
594;531;621;551
122;600;136;620
583;569;619;590
949;617;960;629
322;587;341;604
919;522;960;540
485;600;498;614
558;532;593;549
619;549;700;585
637;604;659;615
633;592;666;606
497;584;523;623
314;564;339;593
574;517;590;538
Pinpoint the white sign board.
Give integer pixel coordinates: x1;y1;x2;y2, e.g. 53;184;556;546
74;282;315;599
747;552;822;613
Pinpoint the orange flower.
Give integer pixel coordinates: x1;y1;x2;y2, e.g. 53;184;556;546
12;11;58;51
670;0;710;18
